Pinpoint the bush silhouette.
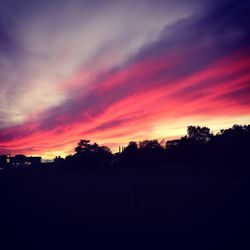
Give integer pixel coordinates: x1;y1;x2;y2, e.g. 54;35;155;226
65;139;113;169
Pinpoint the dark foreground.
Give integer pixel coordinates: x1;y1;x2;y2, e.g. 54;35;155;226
1;165;250;250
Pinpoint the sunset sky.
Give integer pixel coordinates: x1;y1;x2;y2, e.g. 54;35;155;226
0;0;250;158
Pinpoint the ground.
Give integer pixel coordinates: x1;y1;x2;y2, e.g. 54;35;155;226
1;166;250;249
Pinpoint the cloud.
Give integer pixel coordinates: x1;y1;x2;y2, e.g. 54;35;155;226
0;0;197;128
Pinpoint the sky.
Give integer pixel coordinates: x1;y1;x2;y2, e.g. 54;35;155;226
0;0;250;158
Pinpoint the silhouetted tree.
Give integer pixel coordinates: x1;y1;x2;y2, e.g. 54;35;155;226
165;126;213;165
75;140;94;154
66;139;112;169
139;139;165;166
139;139;162;149
118;139;166;167
125;141;138;153
209;124;250;169
62;124;250;170
117;141;139;167
187;126;212;144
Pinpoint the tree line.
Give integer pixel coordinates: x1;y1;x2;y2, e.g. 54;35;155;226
55;124;249;170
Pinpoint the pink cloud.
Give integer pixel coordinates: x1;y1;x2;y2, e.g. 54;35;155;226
1;47;250;157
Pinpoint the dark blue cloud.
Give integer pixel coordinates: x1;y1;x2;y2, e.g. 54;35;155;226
132;0;250;67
